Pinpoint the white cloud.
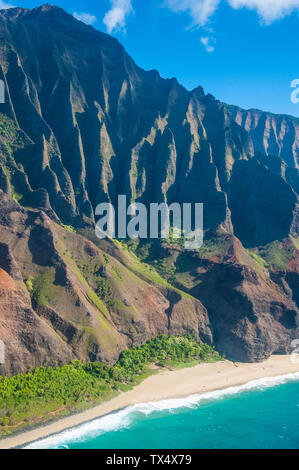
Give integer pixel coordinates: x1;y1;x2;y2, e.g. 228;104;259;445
0;1;15;9
228;0;299;24
164;0;220;27
99;0;299;40
73;12;97;25
200;36;215;52
103;0;133;33
164;0;299;26
73;11;97;25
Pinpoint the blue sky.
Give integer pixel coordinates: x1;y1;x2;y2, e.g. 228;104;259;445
1;0;299;117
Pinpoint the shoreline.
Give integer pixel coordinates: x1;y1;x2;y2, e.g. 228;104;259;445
1;355;299;449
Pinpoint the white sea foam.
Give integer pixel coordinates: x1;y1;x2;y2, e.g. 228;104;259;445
24;371;299;449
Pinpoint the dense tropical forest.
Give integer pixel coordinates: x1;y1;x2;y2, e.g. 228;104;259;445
0;335;221;436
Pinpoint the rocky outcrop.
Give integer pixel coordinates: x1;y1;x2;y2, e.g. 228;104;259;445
151;235;299;362
226;105;299;169
191;261;299;361
0;189;212;375
0;267;74;376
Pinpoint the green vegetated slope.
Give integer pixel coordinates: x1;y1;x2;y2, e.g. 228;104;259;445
0;113;32;204
0;335;221;436
118;234;297;293
114;232;299;364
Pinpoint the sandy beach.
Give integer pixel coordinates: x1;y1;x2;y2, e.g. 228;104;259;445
1;355;299;449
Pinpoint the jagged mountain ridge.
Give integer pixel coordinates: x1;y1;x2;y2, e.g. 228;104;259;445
226;104;298;169
0;4;298;247
0;4;299;375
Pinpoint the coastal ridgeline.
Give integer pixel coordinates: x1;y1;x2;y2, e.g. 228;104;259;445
0;4;298;373
0;335;221;436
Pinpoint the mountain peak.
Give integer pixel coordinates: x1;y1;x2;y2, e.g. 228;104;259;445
0;3;66;20
0;3;82;22
34;3;58;11
0;3;50;12
0;3;123;50
29;3;71;16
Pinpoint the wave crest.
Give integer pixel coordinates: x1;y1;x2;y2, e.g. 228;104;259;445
25;371;299;449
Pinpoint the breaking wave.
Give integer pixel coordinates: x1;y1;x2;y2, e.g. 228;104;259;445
24;372;299;449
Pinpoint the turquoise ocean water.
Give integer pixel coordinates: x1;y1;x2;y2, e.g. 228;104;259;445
26;373;299;449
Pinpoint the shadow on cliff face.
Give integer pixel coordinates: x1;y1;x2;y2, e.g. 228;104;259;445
189;262;299;362
28;223;58;267
0;242;22;280
229;158;297;248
